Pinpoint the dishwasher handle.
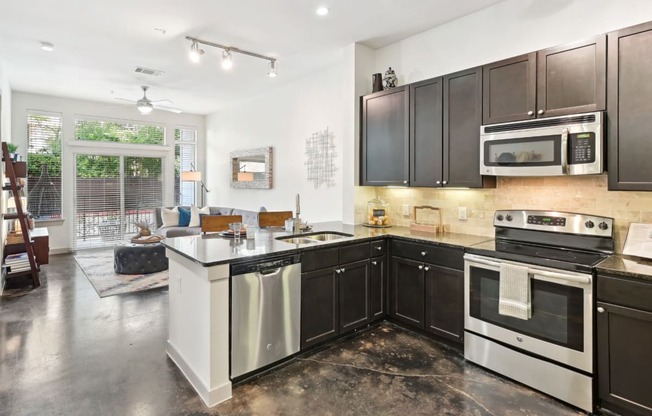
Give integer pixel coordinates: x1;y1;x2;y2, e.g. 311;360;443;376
258;267;282;276
231;254;300;275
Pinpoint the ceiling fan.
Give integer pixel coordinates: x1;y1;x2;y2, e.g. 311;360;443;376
115;86;182;114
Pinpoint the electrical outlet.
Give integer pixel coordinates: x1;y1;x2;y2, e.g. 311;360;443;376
458;207;467;221
402;204;410;216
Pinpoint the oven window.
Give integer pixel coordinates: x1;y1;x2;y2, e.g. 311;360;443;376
469;266;584;351
484;135;561;166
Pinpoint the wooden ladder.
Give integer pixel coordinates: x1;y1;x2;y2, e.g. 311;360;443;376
2;142;40;287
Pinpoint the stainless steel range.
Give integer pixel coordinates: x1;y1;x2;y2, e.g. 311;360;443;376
464;210;614;413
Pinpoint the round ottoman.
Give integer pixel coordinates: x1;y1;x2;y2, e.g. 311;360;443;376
114;243;169;274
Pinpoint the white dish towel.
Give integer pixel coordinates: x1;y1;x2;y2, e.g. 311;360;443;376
498;263;531;320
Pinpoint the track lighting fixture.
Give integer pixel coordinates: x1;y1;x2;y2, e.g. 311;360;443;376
221;49;233;70
185;36;277;77
189;41;204;63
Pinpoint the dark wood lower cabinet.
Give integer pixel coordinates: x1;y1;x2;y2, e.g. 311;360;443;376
597;301;652;416
339;260;370;333
425;265;464;343
390;256;425;328
370;256;386;319
301;268;338;349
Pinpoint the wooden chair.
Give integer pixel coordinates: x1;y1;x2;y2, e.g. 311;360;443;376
258;211;293;227
201;215;243;234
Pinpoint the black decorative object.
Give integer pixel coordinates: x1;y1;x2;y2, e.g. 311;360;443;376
383;67;398;89
372;73;383;93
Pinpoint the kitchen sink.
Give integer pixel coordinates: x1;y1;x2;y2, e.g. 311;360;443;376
276;231;354;245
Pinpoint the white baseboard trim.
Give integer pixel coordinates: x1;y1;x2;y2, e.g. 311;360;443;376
50;248;71;255
166;340;232;407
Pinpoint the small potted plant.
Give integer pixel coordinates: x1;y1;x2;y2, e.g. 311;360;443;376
6;143;20;161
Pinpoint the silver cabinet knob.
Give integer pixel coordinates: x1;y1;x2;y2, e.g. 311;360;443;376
403;180;408;184
597;307;605;313
372;261;377;266
442;180;448;185
436;180;441;185
424;266;430;271
418;265;424;270
538;109;544;115
527;111;534;116
421;251;427;257
375;246;382;251
335;269;342;274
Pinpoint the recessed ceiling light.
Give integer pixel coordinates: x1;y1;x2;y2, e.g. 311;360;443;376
40;41;54;52
316;6;329;16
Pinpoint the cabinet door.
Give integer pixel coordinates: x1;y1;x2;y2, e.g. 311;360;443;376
537;35;606;118
370;256;386;319
483;53;536;124
360;87;410;186
339;259;370;333
409;77;443;187
607;22;652;190
425;265;464;343
390;256;425;328
444;67;494;188
597;301;652;416
301;268;338;348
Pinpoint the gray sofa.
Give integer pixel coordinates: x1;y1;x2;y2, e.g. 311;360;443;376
154;206;266;238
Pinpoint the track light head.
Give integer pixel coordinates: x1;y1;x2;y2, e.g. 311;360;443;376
221;49;233;70
189;41;204;63
268;60;278;78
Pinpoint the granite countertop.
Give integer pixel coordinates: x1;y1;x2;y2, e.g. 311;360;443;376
162;221;493;267
596;255;652;282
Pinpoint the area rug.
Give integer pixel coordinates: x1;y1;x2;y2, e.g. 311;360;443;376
74;249;168;298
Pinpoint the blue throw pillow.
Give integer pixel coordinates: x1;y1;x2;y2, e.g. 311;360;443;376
178;207;191;227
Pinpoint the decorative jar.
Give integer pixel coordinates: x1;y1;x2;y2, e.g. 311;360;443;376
367;197;390;226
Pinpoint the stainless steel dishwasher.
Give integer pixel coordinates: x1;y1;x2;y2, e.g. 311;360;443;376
230;254;301;378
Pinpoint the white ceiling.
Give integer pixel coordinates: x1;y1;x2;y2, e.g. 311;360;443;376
0;0;504;115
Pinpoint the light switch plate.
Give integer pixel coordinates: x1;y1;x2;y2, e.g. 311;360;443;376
458;207;467;221
402;204;410;216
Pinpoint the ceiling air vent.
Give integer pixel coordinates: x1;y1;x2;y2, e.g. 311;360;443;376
134;67;165;76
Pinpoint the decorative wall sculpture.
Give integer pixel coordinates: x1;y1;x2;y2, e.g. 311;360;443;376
305;127;337;188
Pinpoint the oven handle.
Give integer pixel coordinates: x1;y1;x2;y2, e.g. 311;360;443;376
465;255;592;284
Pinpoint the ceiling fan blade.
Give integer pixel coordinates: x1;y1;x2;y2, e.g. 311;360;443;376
151;99;173;105
154;105;182;114
115;97;136;103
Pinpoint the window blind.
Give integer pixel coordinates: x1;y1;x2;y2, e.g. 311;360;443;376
175;127;197;206
26;112;63;220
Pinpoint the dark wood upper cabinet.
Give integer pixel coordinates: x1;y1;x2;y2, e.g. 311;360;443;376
537;36;606;118
409;77;443;187
607;22;652;190
444;67;495;188
483;53;536;124
360;86;409;186
483;36;605;124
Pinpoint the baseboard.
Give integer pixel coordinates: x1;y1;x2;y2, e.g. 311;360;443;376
166;340;232;407
50;248;71;255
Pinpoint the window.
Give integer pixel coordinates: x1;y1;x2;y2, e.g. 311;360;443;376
27;112;62;220
75;118;165;145
175;127;197;206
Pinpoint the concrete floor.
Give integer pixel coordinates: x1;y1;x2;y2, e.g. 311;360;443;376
0;254;584;416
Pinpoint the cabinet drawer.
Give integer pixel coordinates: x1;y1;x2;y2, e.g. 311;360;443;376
390;240;463;270
302;248;338;273
597;274;652;313
339;242;370;264
370;240;386;257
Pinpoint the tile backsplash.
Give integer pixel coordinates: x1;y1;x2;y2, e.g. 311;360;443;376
354;174;652;253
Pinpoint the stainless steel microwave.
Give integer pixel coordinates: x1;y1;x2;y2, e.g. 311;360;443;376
480;112;604;176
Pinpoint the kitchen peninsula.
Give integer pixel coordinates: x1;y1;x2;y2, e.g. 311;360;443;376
162;222;491;407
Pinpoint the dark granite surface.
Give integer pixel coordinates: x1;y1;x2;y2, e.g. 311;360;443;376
596;255;652;282
162;221;493;267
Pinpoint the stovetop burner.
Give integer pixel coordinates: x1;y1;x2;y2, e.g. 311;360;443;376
495;240;608;270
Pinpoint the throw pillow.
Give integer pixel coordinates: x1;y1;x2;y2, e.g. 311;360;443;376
161;206;179;227
178;207;191;227
189;205;211;227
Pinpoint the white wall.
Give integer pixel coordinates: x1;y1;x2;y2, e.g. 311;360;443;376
375;0;652;85
12;92;205;252
0;63;10;287
205;64;345;223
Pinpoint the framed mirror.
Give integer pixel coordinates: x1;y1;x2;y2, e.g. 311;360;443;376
230;147;273;189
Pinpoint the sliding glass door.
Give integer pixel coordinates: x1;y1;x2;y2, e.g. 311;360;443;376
74;154;164;250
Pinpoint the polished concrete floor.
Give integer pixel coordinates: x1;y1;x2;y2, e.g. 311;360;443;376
0;254;584;416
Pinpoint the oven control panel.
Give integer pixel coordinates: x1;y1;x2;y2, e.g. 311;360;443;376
494;210;614;237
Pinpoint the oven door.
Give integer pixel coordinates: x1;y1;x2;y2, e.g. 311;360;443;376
464;253;593;373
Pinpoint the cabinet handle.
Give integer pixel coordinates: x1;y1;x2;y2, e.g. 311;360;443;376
335;269;342;274
375;246;382;251
597;307;605;313
421;251;427;257
436;180;441;185
403;180;408;184
527;111;534;116
341;267;346;273
538;109;544;115
442;181;447;185
418;265;424;270
372;261;377;266
424;266;430;271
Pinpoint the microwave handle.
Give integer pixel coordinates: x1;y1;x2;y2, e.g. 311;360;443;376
561;128;569;174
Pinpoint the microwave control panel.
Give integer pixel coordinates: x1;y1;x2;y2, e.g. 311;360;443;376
568;132;595;164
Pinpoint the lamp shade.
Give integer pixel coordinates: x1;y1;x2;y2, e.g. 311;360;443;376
181;171;202;182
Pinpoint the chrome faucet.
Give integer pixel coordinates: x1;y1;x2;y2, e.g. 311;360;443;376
294;193;301;234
